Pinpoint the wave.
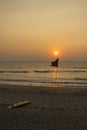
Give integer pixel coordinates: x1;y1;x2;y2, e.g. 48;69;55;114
75;78;87;81
60;70;86;73
0;69;86;74
58;78;87;81
0;78;36;83
0;78;87;85
34;70;53;73
34;70;86;73
73;67;87;69
0;70;28;73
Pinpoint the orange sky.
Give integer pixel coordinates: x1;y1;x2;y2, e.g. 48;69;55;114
0;0;87;61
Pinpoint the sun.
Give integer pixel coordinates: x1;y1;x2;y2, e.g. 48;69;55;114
51;49;60;57
54;51;58;56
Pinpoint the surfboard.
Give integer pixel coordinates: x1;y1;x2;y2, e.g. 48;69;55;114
7;100;32;109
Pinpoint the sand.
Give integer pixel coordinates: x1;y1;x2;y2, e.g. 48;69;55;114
0;84;87;130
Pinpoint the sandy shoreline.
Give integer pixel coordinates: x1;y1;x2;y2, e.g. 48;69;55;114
0;83;87;130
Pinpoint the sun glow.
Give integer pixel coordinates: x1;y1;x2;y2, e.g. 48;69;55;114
53;50;59;56
54;51;58;56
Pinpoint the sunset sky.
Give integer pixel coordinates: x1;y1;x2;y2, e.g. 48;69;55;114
0;0;87;61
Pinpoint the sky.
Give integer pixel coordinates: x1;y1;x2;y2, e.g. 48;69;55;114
0;0;87;61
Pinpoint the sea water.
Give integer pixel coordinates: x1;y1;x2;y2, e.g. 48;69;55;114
0;61;87;87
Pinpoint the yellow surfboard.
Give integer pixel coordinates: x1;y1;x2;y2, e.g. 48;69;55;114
7;101;32;109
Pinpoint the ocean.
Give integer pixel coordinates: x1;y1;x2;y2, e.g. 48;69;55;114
0;61;87;88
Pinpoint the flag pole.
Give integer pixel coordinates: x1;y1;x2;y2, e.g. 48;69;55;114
55;66;58;83
54;67;57;95
54;58;59;95
55;57;59;83
51;57;59;95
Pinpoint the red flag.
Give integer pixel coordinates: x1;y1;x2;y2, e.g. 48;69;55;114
51;58;59;67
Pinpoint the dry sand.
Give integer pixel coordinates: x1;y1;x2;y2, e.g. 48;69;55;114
0;84;87;130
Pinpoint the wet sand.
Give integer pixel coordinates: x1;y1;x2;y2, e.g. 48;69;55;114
0;84;87;130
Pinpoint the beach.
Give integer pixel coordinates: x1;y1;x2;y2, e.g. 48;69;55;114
0;84;87;130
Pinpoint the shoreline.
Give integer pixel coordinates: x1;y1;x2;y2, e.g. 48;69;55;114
0;83;87;130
